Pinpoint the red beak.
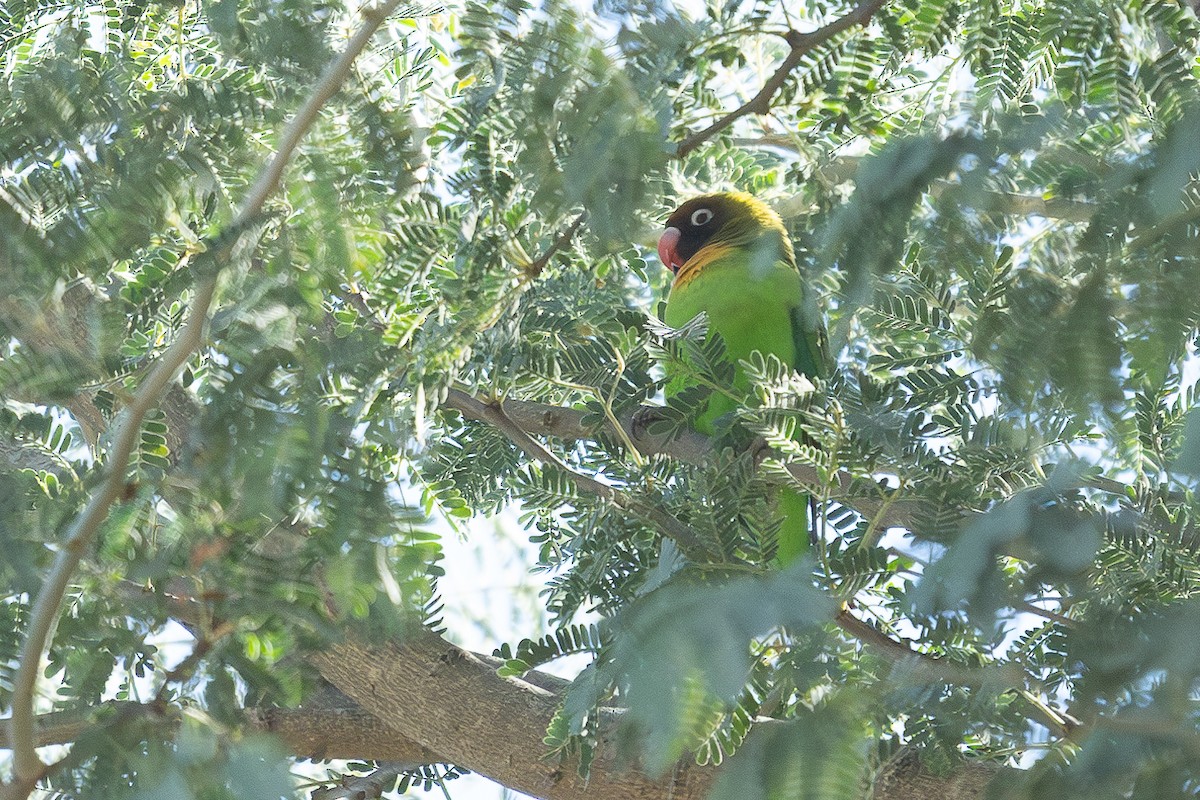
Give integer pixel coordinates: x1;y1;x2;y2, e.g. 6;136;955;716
657;226;682;274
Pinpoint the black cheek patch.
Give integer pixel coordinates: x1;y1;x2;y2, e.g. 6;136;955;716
676;229;709;264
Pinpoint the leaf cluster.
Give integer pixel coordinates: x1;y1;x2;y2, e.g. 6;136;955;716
5;0;1200;798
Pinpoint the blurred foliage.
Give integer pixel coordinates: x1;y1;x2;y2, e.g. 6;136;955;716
2;0;1200;798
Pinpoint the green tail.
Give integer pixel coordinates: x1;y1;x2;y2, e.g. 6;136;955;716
775;487;811;566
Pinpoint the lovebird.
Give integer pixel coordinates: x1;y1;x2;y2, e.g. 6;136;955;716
656;191;826;564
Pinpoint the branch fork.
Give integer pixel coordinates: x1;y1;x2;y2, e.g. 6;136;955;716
676;0;890;158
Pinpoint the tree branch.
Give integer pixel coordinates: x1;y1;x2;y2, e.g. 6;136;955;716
135;520;1061;788
871;750;1001;800
5;276;217;792
311;763;413;800
310;630;717;800
250;687;444;764
310;630;1006;800
2;2;407;795
0;702;160;751
1;630;1005;800
753;151;1099;223
442;388;921;531
522;213;588;279
834;607;1077;738
458;392;716;558
0;437;70;475
443;389;1169;559
442;388;1087;740
0;691;441;770
675;0;889;158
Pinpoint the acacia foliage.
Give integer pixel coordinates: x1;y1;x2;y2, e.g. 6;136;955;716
1;0;1200;798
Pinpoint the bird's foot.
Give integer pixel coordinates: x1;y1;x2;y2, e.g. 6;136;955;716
630;406;667;442
746;435;773;467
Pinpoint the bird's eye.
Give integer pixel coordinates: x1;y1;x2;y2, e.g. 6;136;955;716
690;208;714;226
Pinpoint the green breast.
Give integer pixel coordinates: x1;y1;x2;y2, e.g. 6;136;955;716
663;252;805;432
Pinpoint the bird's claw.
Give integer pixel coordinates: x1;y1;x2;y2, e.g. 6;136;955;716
747;435;773;467
631;406;667;442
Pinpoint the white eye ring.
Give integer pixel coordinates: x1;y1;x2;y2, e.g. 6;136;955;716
690;208;714;226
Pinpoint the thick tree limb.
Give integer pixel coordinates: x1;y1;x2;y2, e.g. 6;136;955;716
675;0;890;158
0;437;68;475
2;642;1003;800
310;630;716;800
309;631;1005;800
872;751;1001;800
128;538;1052;795
39;579;1011;800
252;699;442;764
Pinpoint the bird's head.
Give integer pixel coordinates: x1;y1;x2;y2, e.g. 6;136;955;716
656;191;795;277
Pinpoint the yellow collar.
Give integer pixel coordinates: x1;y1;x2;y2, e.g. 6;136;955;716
673;243;735;289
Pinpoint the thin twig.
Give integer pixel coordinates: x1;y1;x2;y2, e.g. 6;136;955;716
312;763;418;800
537;356;646;466
834;607;1078;738
522;212;587;279
482;3;888;286
154;620;238;703
3;3;406;795
459;392;714;558
675;0;889;158
5;277;217;792
1018;599;1077;629
1095;714;1200;760
234;3;403;227
1014;689;1079;739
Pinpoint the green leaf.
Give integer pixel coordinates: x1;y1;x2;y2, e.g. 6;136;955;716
709;697;868;800
223;736;294;799
1173;408;1200;476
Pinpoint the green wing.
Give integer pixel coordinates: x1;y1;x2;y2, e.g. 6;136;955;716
789;301;827;381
